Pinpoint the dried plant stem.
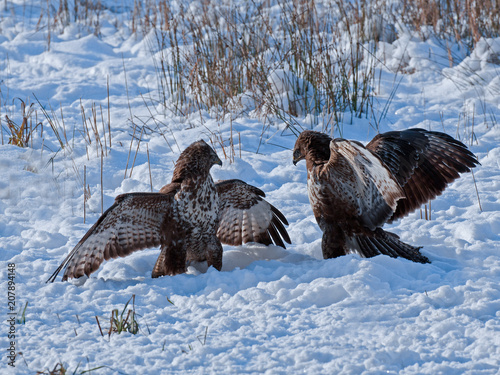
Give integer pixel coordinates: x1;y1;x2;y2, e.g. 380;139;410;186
100;104;107;157
128;127;144;179
122;56;136;179
107;75;111;149
147;144;153;192
100;152;104;215
124;122;137;179
83;165;87;224
471;169;482;212
95;316;104;337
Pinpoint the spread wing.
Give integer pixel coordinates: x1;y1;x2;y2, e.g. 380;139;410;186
366;128;480;222
308;139;428;263
326;139;405;230
215;179;291;248
47;189;180;282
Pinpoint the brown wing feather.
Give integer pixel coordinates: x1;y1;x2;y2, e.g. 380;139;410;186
320;139;404;230
46;190;180;282
294;128;478;264
366;129;479;222
215;179;291;248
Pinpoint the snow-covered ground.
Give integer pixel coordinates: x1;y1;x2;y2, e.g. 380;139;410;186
1;1;500;374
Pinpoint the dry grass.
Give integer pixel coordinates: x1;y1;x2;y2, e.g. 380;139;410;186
3;0;499;141
2;0;498;161
36;361;106;375
138;0;500;130
137;0;384;135
400;0;500;52
95;295;140;338
4;98;41;147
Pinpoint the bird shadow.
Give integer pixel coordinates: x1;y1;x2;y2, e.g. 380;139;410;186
185;243;290;274
67;244;299;283
222;243;290;271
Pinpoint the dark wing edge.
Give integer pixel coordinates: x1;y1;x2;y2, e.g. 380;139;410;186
46;192;176;282
215;179;291;248
366;128;480;222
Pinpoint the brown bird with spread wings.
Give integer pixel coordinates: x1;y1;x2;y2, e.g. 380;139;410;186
292;129;479;263
48;140;290;282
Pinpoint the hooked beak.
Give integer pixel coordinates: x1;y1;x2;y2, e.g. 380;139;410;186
292;152;303;166
213;155;223;167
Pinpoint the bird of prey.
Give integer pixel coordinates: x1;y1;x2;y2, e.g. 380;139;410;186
292;128;479;263
47;140;290;282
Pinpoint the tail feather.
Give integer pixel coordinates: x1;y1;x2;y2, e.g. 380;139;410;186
348;228;430;264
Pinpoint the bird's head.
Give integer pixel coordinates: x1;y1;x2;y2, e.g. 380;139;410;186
204;141;223;168
193;140;222;169
292;144;305;166
293;130;332;166
172;140;222;182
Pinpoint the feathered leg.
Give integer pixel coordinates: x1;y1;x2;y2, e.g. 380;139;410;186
321;224;347;259
152;220;188;277
152;240;187;277
205;236;223;271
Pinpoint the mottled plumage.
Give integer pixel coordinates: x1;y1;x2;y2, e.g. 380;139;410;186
292;129;479;263
47;140;290;282
216;179;290;248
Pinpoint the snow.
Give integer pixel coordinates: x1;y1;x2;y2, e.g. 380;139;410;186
1;1;500;374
